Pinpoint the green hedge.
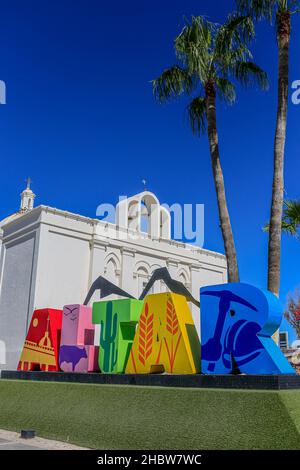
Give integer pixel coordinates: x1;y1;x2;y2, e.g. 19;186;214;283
0;379;299;449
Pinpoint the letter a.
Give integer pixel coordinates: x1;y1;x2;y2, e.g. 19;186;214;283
126;293;200;374
18;308;62;372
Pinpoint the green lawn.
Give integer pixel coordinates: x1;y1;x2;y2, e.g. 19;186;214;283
0;379;299;449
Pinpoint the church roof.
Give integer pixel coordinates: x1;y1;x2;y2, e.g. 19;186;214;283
0;203;226;263
0;212;21;227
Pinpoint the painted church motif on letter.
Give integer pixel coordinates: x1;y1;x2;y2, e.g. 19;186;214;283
126;293;200;374
59;304;99;373
18;308;62;371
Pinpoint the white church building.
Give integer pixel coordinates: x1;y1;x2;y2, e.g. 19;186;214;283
0;183;227;370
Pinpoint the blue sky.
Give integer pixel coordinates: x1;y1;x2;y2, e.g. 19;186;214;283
0;0;299;340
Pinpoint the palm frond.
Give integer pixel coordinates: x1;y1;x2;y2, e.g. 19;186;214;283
284;199;300;221
218;44;253;74
282;199;300;232
236;0;277;21
187;96;207;135
175;16;214;81
232;61;269;89
215;12;255;57
281;220;298;235
278;0;293;12
152;66;194;103
289;0;300;13
175;16;215;56
264;199;300;237
263;220;297;234
153;12;268;134
215;78;237;104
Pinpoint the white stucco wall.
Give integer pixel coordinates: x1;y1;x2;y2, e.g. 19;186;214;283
33;221;91;309
0;232;37;369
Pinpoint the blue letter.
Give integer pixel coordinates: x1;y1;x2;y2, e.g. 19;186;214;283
200;283;295;375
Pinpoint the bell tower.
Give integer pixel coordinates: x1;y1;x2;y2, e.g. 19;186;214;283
20;177;36;213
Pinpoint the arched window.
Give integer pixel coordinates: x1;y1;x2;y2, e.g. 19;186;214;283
160;206;171;239
104;254;121;286
136;265;150;297
140;201;149;234
127;200;139;231
141;193;160;239
177;268;190;289
179;273;187;286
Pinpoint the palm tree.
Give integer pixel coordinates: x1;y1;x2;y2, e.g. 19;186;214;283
282;200;300;238
152;14;268;283
264;199;300;239
237;1;299;295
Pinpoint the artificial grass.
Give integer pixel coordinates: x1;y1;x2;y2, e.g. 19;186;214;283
0;379;299;450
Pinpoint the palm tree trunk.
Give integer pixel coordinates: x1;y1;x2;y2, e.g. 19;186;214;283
267;12;291;296
205;82;239;283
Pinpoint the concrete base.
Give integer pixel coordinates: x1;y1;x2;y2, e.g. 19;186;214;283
1;370;300;390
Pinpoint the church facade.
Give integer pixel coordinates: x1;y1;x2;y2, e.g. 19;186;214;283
0;184;227;370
